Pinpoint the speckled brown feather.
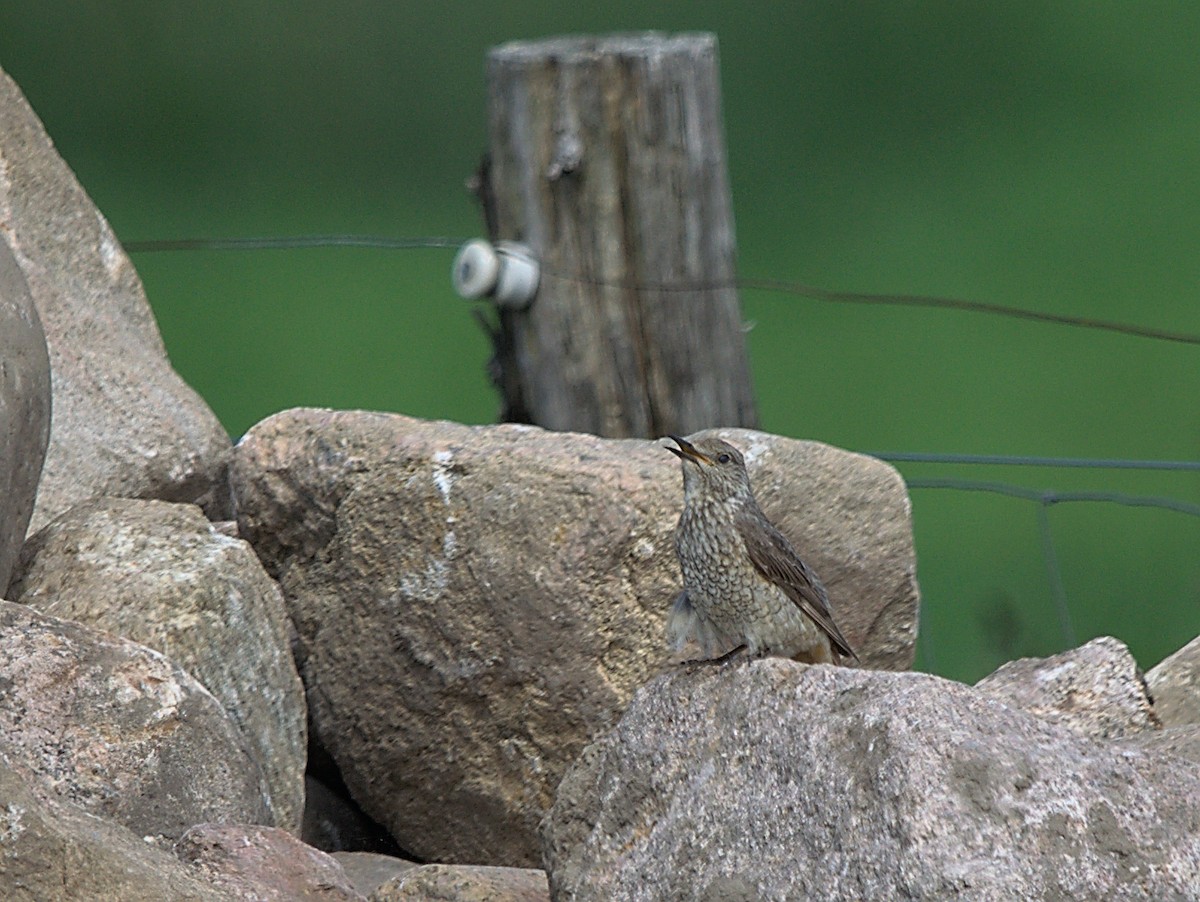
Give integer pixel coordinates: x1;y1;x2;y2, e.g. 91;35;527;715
735;506;857;661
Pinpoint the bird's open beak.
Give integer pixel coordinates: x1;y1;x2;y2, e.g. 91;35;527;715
666;435;712;464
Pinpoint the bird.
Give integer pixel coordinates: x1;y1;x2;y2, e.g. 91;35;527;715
665;433;857;665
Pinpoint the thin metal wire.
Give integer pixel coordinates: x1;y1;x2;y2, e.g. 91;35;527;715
905;477;1200;518
121;231;1200;674
123;235;467;252
740;277;1200;347
907;475;1199;662
872;452;1200;471
120;233;1200;347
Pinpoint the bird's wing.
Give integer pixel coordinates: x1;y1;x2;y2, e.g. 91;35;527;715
735;509;858;661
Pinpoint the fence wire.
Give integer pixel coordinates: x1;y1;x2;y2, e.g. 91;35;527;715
126;232;1200;668
124;233;1200;347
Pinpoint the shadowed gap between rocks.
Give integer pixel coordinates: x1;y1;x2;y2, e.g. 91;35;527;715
304;721;410;860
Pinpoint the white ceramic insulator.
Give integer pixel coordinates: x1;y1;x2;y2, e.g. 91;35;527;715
451;239;539;308
492;241;540;307
452;239;501;299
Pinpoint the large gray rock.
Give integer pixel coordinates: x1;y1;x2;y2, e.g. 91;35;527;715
232;409;919;865
1147;633;1200;727
542;660;1200;901
10;498;307;833
0;237;51;595
176;824;366;901
0;65;231;534
0;755;226;902
975;636;1157;740
1117;724;1200;769
0;600;270;842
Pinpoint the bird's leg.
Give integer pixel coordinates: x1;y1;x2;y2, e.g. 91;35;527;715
681;643;749;666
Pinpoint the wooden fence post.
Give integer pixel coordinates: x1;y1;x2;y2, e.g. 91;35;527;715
475;32;758;438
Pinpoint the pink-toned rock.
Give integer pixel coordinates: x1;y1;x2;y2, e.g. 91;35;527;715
12;498;307;834
332;853;418;897
176;824;365;901
0;600;269;842
0;64;231;534
232;409;918;865
0;757;224;901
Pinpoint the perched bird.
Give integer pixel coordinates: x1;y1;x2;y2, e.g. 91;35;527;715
665;434;857;665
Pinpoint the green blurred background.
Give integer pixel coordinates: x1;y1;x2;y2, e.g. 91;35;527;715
1;2;1196;682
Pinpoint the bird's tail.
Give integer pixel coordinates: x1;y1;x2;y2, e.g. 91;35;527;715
667;591;737;659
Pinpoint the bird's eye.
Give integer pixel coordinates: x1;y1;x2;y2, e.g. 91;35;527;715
717;453;731;464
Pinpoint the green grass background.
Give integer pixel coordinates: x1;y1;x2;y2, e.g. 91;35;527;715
1;2;1196;682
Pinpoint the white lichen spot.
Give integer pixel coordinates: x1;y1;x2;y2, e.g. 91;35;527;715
398;528;457;602
97;212;123;276
632;537;656;560
1035;660;1077;684
432;449;455;504
738;434;772;468
395;451;464;605
111;652;187;722
0;805;25;842
0;151;13;221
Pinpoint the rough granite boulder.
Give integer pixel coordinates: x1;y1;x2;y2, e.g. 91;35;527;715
372;864;550;902
0;237;51;595
542;660;1200;901
975;636;1158;740
0;65;231;533
332;853;419;898
1117;723;1200;769
0;600;270;842
10;498;307;834
1147;633;1200;727
231;409;919;865
176;824;366;901
0;755;226;901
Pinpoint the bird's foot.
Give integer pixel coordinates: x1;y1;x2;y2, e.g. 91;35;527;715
679;643;749;666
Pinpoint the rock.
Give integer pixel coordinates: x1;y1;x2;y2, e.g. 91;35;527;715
372;864;549;902
1116;724;1200;769
1147;634;1200;726
0;755;226;901
331;852;419;897
0;600;270;842
10;498;307;833
542;660;1200;901
0;65;231;534
231;409;918;865
176;824;365;901
974;636;1157;740
0;237;51;595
